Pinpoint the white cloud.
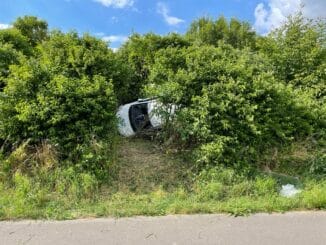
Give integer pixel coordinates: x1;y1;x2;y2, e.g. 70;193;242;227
110;47;119;52
254;0;326;34
93;0;134;8
302;0;326;19
0;23;11;30
157;2;185;26
102;35;128;43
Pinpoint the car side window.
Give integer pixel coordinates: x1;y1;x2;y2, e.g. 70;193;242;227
129;103;151;132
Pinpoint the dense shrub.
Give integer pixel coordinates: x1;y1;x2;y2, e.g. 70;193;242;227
147;44;323;169
188;76;320;168
309;153;326;178
0;62;117;152
0;31;119;175
116;33;191;103
186;16;257;49
0;60;116;148
37;30;133;105
13;16;48;46
0;13;325;219
0;43;21;90
0;13;324;199
258;14;326;99
0;28;33;90
0;28;33;56
147;44;268;104
38;31;114;79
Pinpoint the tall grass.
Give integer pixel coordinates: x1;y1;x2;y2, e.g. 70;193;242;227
0;163;325;220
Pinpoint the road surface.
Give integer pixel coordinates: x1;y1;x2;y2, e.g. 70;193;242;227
1;212;325;245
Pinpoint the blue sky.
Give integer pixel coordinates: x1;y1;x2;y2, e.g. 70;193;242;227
0;0;325;48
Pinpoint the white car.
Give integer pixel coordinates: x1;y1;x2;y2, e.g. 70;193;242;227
116;99;175;137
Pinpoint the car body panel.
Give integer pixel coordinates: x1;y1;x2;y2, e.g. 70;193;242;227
117;99;173;137
116;103;135;137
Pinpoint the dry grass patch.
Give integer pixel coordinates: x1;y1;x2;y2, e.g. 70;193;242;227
113;137;192;192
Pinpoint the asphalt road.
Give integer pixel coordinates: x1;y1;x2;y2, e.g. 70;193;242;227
1;212;326;245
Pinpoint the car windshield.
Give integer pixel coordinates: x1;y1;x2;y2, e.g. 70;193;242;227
129;103;151;132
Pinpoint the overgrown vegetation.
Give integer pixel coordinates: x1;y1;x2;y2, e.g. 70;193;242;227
0;14;325;219
0;138;325;219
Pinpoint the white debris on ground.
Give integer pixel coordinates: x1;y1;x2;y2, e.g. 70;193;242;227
280;184;302;198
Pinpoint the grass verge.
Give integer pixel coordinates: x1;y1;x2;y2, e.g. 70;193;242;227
0;179;325;219
0;138;325;220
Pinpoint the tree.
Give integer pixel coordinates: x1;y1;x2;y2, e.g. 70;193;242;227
228;18;256;49
0;31;118;156
186;17;220;46
0;43;20;90
0;29;32;90
39;31;115;78
258;13;326;99
215;16;229;41
13;16;48;46
146;44;321;169
147;44;267;105
186;16;257;49
117;32;190;103
0;28;32;55
38;30;134;104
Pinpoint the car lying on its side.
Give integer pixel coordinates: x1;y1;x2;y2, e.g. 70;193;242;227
116;99;175;137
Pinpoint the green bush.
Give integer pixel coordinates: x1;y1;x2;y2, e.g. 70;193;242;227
258;14;326;99
116;33;190;104
0;33;118;155
0;68;117;152
147;44;323;169
190;76;320;168
73;139;117;180
13;16;48;46
0;43;19;89
0;29;120;181
0;28;33;56
186;16;257;49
